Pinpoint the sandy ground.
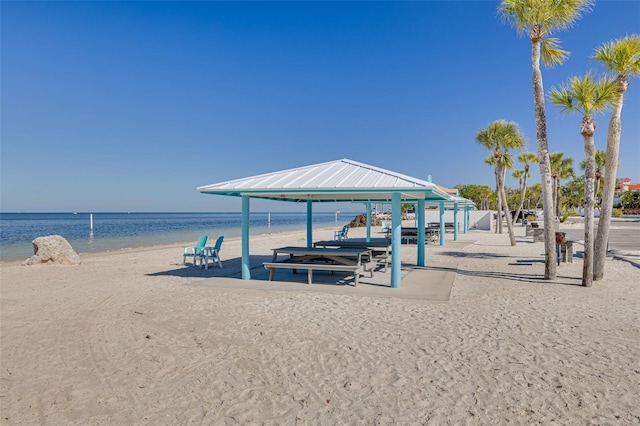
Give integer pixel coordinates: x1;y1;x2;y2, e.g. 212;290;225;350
1;223;639;425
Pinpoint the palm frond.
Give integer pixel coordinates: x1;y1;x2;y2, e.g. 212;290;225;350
550;152;575;180
542;0;594;34
484;155;497;167
498;0;594;37
518;152;539;166
541;37;570;68
549;72;617;116
501;151;515;169
475;129;494;150
476;119;526;176
549;83;578;113
593;34;640;77
589;75;618;112
498;0;530;36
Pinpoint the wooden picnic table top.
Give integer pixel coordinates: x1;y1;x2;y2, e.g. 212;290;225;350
313;239;392;249
271;246;373;267
272;246;371;255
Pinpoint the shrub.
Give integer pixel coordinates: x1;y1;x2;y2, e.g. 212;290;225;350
560;212;576;223
612;208;623;217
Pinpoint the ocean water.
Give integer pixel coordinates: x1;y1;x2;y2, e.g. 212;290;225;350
0;212;356;262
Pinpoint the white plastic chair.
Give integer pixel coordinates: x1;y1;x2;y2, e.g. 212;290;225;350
183;235;208;266
197;235;224;269
333;225;349;241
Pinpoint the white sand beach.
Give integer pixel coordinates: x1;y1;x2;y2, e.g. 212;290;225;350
1;224;638;424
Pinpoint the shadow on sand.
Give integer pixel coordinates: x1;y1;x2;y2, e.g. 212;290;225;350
146;255;273;279
440;251;513;259
422;263;582;287
147;253;583;288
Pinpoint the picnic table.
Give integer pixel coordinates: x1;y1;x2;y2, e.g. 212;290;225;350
400;227;440;244
263;246;374;286
313;239;392;272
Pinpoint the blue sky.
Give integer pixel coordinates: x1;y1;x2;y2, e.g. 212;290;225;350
2;1;639;213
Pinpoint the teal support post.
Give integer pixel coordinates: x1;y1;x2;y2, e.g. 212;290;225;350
439;201;445;246
417;199;425;267
241;195;251;280
453;202;459;241
391;193;402;288
464;206;469;233
306;200;313;248
366;202;371;242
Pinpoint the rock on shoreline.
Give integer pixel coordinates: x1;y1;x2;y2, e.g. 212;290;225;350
23;235;81;265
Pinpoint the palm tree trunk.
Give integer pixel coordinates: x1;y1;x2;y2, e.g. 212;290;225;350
497;162;517;246
555;176;562;218
495;169;502;234
514;176;527;225
531;38;557;279
582;117;596;287
594;97;624;280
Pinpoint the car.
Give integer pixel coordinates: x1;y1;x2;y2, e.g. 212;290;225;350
510;210;536;223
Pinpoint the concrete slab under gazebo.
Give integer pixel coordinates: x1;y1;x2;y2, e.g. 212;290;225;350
197;158;475;288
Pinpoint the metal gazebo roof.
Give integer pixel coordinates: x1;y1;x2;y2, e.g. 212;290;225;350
197;158;453;203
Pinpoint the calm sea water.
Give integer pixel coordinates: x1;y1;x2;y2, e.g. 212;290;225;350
0;212;356;262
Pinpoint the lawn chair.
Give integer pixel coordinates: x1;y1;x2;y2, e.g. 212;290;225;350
183;235;208;266
334;224;350;241
197;235;224;269
381;220;391;234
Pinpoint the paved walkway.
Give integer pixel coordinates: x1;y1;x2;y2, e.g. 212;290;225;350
563;216;640;268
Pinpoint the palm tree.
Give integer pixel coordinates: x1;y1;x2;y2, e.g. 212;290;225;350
549;152;574;218
549;72;617;287
512;152;538;224
499;0;593;280
476;120;526;246
512;169;526;222
486;150;516;231
592;34;640;281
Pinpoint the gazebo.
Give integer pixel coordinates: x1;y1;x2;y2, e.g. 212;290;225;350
197;158;475;288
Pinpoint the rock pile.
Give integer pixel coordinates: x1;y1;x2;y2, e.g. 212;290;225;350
349;214;383;228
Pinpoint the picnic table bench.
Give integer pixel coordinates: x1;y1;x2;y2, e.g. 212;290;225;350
263;246;375;286
313;239;392;272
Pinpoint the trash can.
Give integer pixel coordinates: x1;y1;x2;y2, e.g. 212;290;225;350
555;232;567;265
